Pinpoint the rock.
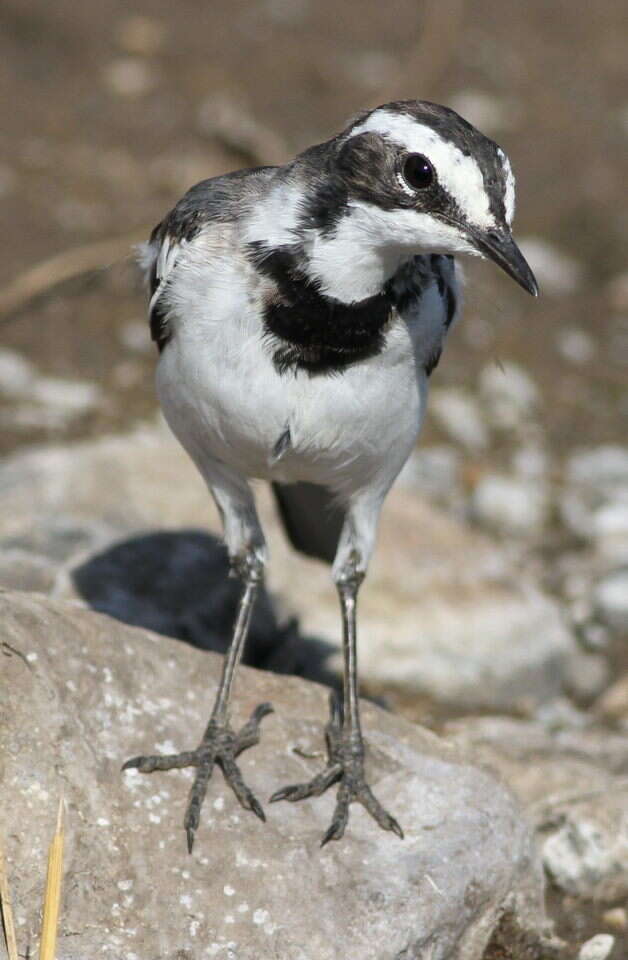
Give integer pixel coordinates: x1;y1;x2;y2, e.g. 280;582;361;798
429;387;489;450
517;237;583;297
560;446;628;563
118;319;152;354
566;447;628;493
593;570;628;634
470;473;549;536
593;672;628;726
442;715;628;903
556;327;596;366
394;445;463;508
115;14;166;55
0;589;545;960
103;57;158;97
602;907;627;932
0;347;37;397
562;650;611;703
479;362;539;431
0;423;578;710
542;791;628;902
2;377;103;430
578;934;615;960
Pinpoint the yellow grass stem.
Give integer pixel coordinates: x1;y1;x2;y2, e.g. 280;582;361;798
0;837;19;960
39;796;64;960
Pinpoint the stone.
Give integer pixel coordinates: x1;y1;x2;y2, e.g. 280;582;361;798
443;715;628;907
478;362;539;431
428;387;489;451
0;423;578;710
593;673;628;726
593;570;628;634
562;650;611;703
578;934;616;960
0;347;37;397
103;57;157;97
0;589;544;960
541;790;628;902
601;908;626;932
394;445;463;508
555;327;596;366
470;473;549;536
517;237;583;297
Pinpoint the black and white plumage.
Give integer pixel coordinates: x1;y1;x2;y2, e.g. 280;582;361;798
126;99;538;850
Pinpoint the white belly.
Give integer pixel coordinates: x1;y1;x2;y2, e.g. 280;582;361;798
157;313;426;498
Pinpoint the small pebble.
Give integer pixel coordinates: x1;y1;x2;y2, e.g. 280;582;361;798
104;58;157;97
578;933;615;960
429;387;488;451
602;907;626;931
518;236;583;297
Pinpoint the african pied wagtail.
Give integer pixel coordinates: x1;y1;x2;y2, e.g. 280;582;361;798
124;99;538;850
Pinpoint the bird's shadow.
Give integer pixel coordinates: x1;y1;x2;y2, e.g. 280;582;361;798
72;529;339;688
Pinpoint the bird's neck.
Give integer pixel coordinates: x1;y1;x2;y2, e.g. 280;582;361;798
245;175;412;305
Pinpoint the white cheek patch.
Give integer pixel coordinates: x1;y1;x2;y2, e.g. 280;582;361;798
304;201;477;303
498;149;516;225
351;110;495;230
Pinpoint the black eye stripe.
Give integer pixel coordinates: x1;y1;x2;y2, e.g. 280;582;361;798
403;153;434;190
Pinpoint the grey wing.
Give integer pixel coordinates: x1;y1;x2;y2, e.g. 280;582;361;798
272;482;345;565
138;166;279;351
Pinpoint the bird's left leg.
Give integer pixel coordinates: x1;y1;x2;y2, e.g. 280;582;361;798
271;491;403;844
123;473;273;852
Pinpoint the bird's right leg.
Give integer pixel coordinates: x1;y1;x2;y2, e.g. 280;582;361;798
123;474;273;852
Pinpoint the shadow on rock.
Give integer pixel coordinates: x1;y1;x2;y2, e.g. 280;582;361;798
72;529;338;687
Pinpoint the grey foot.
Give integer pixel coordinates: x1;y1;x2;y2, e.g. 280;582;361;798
269;694;403;846
122;702;273;852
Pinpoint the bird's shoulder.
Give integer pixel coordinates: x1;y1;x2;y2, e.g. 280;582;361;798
141;166;278;351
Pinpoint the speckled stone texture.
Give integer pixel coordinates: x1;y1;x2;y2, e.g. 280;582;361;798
0;590;544;960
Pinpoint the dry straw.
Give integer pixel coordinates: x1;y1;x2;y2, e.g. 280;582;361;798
39;796;65;960
0;835;19;960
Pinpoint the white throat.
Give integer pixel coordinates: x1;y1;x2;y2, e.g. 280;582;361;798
301;200;475;303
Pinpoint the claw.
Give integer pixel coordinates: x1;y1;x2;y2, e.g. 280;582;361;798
121;756;142;771
389;817;404;839
186;827;195;854
320;818;345;847
249;794;266;821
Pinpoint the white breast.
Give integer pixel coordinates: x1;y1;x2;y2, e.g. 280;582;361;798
154;237;442;500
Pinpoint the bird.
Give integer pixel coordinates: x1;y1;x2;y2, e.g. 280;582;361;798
123;99;538;852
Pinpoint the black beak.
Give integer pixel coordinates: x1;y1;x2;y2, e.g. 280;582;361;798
473;228;539;297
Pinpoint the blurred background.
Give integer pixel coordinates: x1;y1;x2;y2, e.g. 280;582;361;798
0;0;626;457
1;2;627;953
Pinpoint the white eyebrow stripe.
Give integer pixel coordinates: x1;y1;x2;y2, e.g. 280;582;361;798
350;109;495;229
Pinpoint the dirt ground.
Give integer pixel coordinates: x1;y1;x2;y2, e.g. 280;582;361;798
1;0;627;956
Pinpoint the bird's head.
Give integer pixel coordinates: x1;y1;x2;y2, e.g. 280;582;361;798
297;100;537;300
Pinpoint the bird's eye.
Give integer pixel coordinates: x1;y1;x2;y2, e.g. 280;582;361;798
403;154;434;190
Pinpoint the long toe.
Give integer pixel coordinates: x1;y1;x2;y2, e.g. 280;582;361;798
220;755;266;821
234;702;274;753
270;763;343;804
358;784;404;838
122;749;201;773
320;782;351;846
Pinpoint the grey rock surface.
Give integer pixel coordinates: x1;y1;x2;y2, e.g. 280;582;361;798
578;934;616;960
444;715;628;903
0;422;577;709
0;589;544;960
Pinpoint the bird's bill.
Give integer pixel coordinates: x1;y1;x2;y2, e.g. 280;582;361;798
473;228;539;297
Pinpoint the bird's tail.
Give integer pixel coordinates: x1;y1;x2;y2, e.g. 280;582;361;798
271;482;345;565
